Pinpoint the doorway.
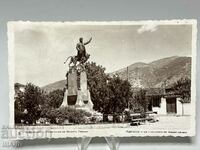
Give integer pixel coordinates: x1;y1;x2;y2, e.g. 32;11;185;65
166;97;177;114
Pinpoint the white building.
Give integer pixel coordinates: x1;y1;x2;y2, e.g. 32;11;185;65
146;88;191;116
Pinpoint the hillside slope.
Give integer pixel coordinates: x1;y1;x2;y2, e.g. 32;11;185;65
42;56;191;92
111;56;191;88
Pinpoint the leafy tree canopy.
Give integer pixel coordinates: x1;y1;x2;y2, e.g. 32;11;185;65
86;62;133;116
171;77;191;103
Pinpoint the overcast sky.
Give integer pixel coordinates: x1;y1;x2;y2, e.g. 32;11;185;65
12;22;192;87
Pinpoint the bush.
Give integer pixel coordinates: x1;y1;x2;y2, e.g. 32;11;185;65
41;107;91;124
15;109;26;124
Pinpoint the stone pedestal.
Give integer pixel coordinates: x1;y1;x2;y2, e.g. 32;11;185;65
60;66;93;112
68;67;77;96
60;90;68;107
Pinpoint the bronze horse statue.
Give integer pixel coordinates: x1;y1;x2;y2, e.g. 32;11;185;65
64;53;90;67
64;37;92;67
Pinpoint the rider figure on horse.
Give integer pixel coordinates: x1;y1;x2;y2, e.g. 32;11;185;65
75;37;92;63
64;37;92;67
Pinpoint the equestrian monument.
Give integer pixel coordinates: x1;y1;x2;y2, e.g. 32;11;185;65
60;37;94;112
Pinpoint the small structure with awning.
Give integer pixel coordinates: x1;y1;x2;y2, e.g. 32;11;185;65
146;88;191;116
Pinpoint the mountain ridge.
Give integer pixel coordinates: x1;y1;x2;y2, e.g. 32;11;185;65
111;56;191;88
42;56;191;92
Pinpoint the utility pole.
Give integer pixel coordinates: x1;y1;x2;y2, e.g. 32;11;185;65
127;66;130;110
127;66;129;81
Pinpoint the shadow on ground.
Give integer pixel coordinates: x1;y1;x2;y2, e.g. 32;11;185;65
17;136;193;148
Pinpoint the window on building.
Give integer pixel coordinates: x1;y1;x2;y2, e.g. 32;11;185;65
152;96;161;107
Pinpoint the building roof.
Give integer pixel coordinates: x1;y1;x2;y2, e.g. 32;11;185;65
146;88;165;96
146;88;191;103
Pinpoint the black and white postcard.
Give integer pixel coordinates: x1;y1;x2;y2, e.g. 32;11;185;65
8;20;197;139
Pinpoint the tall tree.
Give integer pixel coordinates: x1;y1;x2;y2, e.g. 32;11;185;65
133;89;147;113
15;83;47;124
171;77;191;102
85;62;109;113
85;62;133;121
107;75;133;122
46;89;64;108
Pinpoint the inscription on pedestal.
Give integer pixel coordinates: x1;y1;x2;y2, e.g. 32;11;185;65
80;71;88;100
67;67;77;96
